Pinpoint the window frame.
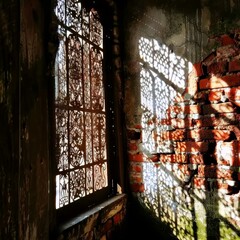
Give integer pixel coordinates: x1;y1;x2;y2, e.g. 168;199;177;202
53;0;122;222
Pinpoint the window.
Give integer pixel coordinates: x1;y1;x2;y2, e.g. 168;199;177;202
54;0;114;217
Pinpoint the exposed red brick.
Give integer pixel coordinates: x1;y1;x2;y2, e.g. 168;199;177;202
190;62;203;77
198;165;216;178
130;163;142;173
195;113;236;128
128;153;144;162
219;34;236;46
193;177;206;189
160;154;188;163
230;86;240;100
160;130;186;141
128;142;139;151
202;102;235;115
169;105;182;115
152;131;158;141
134;124;142;129
217;45;239;59
175;164;191;179
215;141;240;166
208;90;224;102
160;118;171;125
130;183;144;193
127;32;240;196
208;61;228;75
202;51;216;66
198;165;233;180
133;176;142;183
199;75;240;90
217;169;234;180
184;104;201;114
185;118;195;128
229;59;240;72
175;141;209;153
170;118;181;128
208;87;240;103
229;87;240;101
113;213;122;225
189;154;204;164
187;129;230;141
150;154;159;162
171;119;188;129
186;65;201;95
169;104;201;115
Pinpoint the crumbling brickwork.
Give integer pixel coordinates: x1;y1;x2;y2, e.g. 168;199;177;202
127;30;240;239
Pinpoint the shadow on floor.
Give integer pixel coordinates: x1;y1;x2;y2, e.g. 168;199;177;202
113;196;178;240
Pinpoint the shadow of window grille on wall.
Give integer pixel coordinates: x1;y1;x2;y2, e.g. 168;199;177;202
138;37;189;154
138;37;196;239
55;0;108;209
140;160;196;240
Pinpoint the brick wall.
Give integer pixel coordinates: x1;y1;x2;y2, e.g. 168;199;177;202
57;195;127;240
127;30;240;239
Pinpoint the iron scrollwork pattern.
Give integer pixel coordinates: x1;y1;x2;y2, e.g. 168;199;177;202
55;0;108;209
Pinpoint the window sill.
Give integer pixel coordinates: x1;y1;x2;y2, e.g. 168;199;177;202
56;194;127;238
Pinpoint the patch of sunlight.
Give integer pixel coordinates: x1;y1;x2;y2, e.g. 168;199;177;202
138;36;195;239
138;37;192;154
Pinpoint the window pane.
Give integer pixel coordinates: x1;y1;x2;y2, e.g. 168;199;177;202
55;1;108;209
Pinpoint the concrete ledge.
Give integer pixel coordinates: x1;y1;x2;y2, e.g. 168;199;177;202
57;194;127;239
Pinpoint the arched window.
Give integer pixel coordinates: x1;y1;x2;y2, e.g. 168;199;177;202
54;0;116;218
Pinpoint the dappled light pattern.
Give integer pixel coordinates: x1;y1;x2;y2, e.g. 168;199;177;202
134;31;240;240
139;37;189;153
141;160;159;217
140;161;240;239
138;37;195;239
218;193;240;239
141;160;196;240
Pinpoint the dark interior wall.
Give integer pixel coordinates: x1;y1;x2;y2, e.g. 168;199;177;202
123;0;240;61
0;0;56;239
0;1;20;238
19;0;56;239
0;0;126;239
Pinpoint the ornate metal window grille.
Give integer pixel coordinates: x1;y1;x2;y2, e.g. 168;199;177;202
55;0;109;209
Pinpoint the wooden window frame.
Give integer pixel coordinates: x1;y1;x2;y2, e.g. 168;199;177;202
52;0;124;222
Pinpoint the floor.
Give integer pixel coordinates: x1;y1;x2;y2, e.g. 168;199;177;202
113;197;178;240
